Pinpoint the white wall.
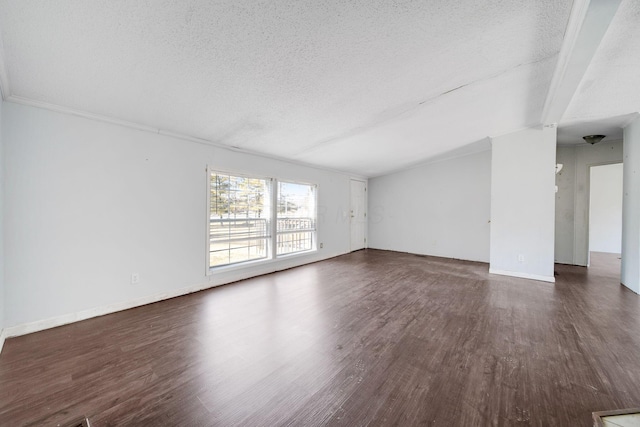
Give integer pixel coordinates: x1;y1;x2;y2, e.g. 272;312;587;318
490;127;556;282
0;100;5;350
554;146;577;264
554;141;623;265
3;102;356;332
622;118;640;294
589;163;623;254
368;150;491;263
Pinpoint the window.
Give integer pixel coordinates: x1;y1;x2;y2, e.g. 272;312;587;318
208;170;317;269
277;181;317;255
209;172;271;268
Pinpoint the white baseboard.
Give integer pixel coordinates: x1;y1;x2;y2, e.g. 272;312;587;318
489;268;555;283
3;250;346;341
0;329;6;354
621;281;640;295
4;282;219;339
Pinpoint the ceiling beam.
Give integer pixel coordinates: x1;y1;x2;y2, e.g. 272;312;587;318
541;0;622;125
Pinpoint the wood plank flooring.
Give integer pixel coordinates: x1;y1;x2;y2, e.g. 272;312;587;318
1;250;639;426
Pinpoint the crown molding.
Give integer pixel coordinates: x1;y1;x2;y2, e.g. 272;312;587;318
0;14;367;180
7;94;161;132
5;94;368;179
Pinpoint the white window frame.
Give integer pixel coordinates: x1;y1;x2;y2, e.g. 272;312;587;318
206;168;318;273
276;180;318;257
206;168;273;270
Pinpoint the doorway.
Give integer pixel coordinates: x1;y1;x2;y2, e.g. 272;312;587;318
350;179;367;252
588;162;623;268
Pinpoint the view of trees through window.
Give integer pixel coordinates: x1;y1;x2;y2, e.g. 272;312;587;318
209;173;317;268
209;173;270;267
277;181;316;255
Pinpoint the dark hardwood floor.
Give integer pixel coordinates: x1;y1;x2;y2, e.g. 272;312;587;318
1;250;639;426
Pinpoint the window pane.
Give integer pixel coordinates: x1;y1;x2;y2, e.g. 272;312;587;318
229;239;267;264
210;249;230;267
277;231;313;255
277;181;316;255
209;172;270;268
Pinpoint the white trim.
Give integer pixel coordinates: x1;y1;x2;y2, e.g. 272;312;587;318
8;95;160;132
275;179;319;255
489;268;556;283
584;160;624;264
5;286;214;338
206;171;277;270
4;250;347;339
4;95;369;180
276;248;317;261
208;247;312;275
270;177;278;260
573;148;581;266
349;179;368;251
568;141;624;266
207;167;274;183
0;328;6;354
541;0;622;125
206;173;319;271
0;21;10;100
205;165;212;276
276;177;318;188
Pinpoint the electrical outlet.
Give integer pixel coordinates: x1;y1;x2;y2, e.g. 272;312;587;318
131;273;140;284
517;254;525;263
320;243;324;249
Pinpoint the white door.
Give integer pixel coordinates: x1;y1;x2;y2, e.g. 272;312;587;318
350;180;367;251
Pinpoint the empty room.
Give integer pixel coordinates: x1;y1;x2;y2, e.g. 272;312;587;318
1;0;640;426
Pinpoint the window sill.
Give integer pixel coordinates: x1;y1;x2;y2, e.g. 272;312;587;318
208;249;318;275
276;248;317;260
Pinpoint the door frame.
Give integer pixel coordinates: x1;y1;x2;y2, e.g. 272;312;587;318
585;161;623;267
350;178;368;252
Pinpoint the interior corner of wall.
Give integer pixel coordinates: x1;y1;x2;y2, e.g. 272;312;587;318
0;328;6;354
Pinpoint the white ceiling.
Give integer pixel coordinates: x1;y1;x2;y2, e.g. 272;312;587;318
556;115;628;145
563;0;640;125
556;0;640;146
0;1;637;176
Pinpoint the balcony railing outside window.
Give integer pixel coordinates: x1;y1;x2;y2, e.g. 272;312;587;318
209;217;316;265
208;171;317;268
277;217;315;255
209;218;268;267
277;181;316;256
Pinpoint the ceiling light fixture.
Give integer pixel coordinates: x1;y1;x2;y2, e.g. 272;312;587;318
583;135;606;145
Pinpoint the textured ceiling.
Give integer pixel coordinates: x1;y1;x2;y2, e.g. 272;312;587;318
556;115;629;145
0;0;586;176
563;0;640;125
